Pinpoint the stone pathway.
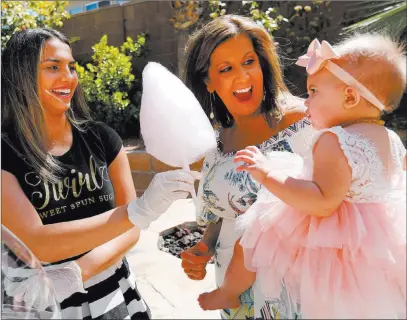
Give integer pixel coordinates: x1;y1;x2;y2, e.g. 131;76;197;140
126;199;219;319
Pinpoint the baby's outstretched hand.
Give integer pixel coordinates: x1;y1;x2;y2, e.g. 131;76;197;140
234;146;270;184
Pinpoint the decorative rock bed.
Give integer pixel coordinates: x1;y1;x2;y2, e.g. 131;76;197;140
158;221;214;264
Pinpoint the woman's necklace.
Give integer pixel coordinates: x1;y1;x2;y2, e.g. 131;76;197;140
341;118;385;127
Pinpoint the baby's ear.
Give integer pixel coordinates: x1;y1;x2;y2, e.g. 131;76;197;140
343;86;360;109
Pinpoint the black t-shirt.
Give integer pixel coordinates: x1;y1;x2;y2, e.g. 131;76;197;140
1;121;123;225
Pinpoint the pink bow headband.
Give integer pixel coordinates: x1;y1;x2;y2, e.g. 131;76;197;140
296;39;385;111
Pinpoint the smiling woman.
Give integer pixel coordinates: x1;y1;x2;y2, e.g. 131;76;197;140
2;29;90;182
1;28;150;319
182;15;289;130
1;28;200;319
39;38;78;114
179;14;316;319
205;34;264;118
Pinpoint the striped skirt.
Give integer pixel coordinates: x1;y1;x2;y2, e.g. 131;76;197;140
2;254;150;320
60;258;150;319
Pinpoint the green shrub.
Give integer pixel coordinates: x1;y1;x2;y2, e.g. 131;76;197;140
241;1;288;35
76;34;147;137
1;1;70;50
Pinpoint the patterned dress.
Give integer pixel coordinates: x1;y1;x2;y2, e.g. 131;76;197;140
196;117;316;319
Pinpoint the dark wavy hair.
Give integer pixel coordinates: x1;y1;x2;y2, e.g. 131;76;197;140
181;15;291;128
1;28;91;182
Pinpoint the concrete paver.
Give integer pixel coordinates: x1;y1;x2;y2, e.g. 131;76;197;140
126;199;219;319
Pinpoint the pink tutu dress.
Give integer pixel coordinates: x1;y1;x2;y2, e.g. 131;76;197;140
237;126;406;319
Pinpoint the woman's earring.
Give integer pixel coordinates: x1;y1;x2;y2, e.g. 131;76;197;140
209;93;215;119
263;88;266;102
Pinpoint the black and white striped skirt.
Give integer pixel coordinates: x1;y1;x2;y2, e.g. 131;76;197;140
59;258;150;319
2;253;150;320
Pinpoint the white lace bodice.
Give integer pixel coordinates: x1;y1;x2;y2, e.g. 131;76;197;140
304;126;406;203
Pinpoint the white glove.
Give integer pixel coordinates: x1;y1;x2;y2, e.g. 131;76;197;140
4;261;87;310
128;169;201;229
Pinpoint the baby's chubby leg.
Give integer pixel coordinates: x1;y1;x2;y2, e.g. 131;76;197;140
198;239;256;310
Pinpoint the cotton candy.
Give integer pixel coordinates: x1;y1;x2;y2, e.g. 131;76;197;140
140;62;216;168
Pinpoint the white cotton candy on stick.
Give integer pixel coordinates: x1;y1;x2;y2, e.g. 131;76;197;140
140;62;217;198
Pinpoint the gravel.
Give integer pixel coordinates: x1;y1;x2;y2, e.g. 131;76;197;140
158;226;214;264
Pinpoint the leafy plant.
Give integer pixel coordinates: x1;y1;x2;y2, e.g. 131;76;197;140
1;1;70;50
241;1;288;35
76;34;147;137
169;0;202;30
273;1;333;56
208;0;227;19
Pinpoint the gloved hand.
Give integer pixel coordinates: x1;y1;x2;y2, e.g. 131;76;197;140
3;261;86;310
127;169;201;229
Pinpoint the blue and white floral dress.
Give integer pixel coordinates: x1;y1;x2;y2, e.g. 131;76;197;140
196;118;315;319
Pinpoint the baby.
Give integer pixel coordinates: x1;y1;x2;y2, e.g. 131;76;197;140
198;33;406;319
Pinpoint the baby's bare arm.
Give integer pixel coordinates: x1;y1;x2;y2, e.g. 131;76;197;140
262;132;352;217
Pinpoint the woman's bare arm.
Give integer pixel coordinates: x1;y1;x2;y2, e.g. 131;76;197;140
2;169;135;263
76;148;140;281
